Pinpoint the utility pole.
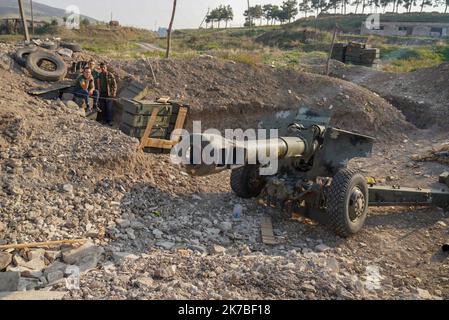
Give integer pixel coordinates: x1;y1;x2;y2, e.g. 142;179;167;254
165;0;177;59
18;0;30;42
199;7;210;29
247;0;252;32
30;0;34;36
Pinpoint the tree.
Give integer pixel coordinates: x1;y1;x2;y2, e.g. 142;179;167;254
379;0;391;13
352;0;361;13
327;0;342;13
206;5;233;29
439;0;449;13
402;0;416;12
282;0;299;23
254;5;264;26
419;0;432;11
263;4;273;25
244;5;263;26
271;5;283;24
299;0;313;17
166;0;177;59
222;5;234;28
311;0;326;16
50;18;58;26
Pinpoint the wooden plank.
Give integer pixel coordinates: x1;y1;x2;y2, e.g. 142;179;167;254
140;105;189;151
139;107;160;150
261;216;276;245
0;291;68;301
170;106;188;142
146;138;177;149
0;239;87;250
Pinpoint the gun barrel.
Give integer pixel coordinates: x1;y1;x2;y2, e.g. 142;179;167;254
244;137;306;160
181;134;307;176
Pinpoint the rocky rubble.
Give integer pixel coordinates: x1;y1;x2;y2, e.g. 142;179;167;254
0;43;448;300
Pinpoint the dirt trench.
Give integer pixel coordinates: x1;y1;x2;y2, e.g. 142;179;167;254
328;60;449;132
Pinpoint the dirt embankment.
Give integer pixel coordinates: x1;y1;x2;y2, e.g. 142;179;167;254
114;57;414;141
328;60;449;130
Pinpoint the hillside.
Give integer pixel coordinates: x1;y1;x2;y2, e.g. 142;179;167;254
0;0;96;23
291;13;449;33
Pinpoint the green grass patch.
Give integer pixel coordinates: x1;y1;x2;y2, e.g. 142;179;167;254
0;34;24;42
380;44;449;72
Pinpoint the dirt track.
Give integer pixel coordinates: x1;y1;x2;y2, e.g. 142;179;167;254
0;43;448;300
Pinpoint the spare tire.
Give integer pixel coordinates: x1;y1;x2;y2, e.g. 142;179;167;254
60;42;82;52
26;50;67;82
15;46;38;67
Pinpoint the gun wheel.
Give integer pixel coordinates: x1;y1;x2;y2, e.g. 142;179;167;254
325;169;369;237
231;165;266;199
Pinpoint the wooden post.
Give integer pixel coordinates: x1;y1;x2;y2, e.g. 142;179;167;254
199;8;210;29
247;0;252;31
326;25;338;76
18;0;30;42
165;0;177;59
30;0;34;36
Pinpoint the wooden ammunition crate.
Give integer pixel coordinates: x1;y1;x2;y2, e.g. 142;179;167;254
118;81;149;101
118;97;189;154
119;123;172;140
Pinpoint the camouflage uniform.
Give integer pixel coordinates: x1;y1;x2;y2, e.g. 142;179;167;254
97;71;117;125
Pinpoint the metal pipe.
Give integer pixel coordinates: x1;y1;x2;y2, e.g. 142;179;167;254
369;186;449;209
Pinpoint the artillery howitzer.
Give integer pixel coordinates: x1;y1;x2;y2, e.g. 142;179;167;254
179;108;449;237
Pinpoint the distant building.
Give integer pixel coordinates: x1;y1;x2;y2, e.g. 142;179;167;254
156;27;168;38
361;21;449;38
109;20;120;27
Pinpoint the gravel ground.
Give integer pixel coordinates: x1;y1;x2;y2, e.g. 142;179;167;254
0;42;448;300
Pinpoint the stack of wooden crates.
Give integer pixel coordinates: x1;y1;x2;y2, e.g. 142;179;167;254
119;97;189;154
332;42;380;68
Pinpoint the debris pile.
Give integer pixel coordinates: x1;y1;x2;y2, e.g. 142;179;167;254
0;241;102;295
413;144;449;165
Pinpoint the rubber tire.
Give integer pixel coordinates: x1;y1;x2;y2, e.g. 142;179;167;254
40;42;58;50
325;169;369;238
15;47;38;67
60;42;82;52
26;50;67;82
231;165;266;199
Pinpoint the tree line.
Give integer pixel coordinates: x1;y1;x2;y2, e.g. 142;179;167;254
299;0;449;16
203;0;449;29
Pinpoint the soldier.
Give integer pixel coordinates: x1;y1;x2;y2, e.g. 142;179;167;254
74;66;99;113
88;60;100;89
96;62;117;126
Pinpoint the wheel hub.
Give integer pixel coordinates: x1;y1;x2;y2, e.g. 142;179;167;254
348;187;366;222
